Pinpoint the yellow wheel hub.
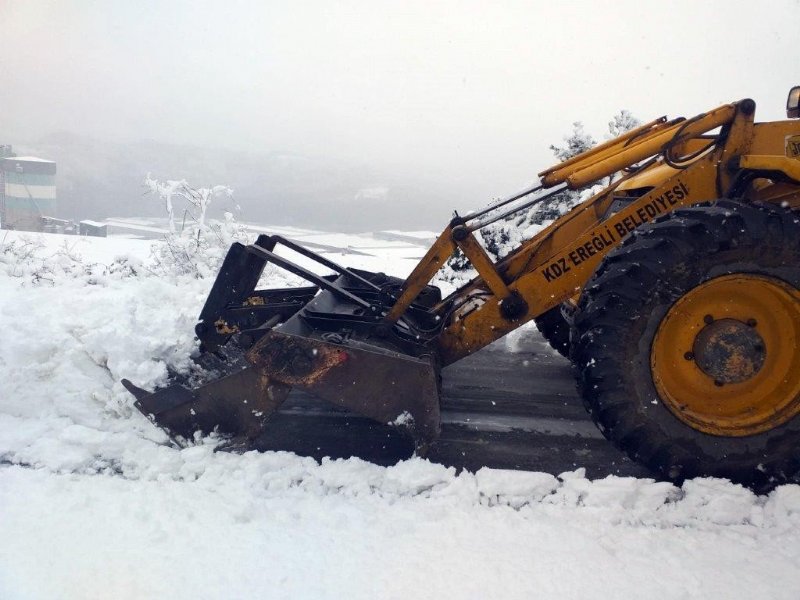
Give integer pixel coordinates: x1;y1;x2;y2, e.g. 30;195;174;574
651;274;800;436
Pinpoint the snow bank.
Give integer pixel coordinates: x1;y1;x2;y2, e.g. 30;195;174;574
3;459;800;600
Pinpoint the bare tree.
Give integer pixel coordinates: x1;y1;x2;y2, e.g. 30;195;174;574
145;175;234;233
144;174;188;234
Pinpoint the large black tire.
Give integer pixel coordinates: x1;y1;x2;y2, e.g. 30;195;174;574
534;305;572;358
573;200;800;490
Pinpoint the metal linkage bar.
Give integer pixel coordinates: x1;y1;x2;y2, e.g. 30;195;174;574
270;235;382;292
466;183;569;232
462;183;544;221
247;243;374;310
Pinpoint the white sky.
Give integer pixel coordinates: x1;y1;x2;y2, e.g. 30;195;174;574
1;0;799;202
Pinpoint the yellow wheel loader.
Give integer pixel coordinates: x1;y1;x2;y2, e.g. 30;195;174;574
124;87;800;488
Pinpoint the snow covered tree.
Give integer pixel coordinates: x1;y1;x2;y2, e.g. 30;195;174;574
145;176;235;234
549;122;596;162
607;109;641;140
541;111;642;212
145;174;187;234
509;120;601;229
145;175;246;278
183;185;234;231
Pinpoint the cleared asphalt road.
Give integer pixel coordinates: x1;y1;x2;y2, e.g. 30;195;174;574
254;331;651;479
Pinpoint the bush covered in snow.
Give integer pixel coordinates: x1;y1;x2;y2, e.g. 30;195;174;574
0;233;143;286
0;216;250;286
143;175;251;278
148;212;252;279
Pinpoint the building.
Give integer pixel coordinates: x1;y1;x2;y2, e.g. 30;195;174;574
79;220;107;237
0;150;57;231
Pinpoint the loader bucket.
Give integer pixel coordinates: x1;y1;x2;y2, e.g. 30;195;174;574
122;367;291;442
245;329;441;446
124;234;445;451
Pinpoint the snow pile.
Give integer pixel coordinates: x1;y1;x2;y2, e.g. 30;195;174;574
2;459;800;599
1;229;800;599
0;228;308;477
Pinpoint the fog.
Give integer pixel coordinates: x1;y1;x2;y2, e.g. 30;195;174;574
1;0;798;231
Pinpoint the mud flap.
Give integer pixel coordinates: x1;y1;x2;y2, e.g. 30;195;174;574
122;367;291;443
245;330;441;449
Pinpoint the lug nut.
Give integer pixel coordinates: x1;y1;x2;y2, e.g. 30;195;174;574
746;318;757;327
704;314;714;324
684;351;694;360
714;380;724;387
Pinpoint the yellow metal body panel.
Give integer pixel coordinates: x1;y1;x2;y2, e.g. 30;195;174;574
748;121;800;155
739;155;800;182
616;162;679;191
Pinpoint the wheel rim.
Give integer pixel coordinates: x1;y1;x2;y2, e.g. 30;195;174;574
651;274;800;436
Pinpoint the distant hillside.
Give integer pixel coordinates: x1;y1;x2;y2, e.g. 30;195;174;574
13;133;457;232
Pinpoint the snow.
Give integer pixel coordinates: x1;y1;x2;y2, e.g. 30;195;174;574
382;229;439;239
1;226;799;599
3;156;55;163
104;219;171;236
3;460;800;599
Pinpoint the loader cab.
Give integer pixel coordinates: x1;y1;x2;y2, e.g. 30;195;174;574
604;161;679;218
787;86;800;118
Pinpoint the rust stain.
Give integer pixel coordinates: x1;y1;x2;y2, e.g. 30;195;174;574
247;335;348;386
214;319;240;335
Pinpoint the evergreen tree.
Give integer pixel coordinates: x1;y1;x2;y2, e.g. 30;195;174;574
607;109;641;140
549;122;596;162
